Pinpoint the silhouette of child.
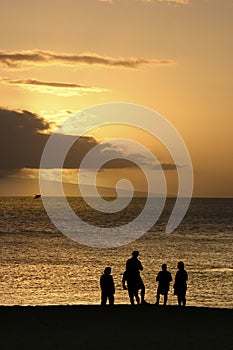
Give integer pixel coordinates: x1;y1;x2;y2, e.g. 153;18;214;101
173;261;188;307
100;267;115;306
155;263;172;305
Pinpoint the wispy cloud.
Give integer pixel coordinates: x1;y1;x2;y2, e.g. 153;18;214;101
98;0;189;4
39;109;79;129
0;50;174;69
153;163;183;170
158;0;189;4
1;77;108;96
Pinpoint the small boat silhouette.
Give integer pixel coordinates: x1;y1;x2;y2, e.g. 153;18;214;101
34;194;41;199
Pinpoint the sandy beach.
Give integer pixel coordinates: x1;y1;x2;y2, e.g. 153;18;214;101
1;305;232;350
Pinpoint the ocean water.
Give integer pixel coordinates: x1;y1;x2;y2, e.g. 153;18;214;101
0;197;232;308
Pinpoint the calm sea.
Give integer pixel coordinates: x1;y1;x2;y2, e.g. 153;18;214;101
0;197;232;308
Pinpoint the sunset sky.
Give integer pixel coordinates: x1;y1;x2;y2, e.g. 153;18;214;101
0;0;232;197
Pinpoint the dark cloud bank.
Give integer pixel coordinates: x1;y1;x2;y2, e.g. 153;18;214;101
0;108;137;177
0;108;101;176
0;108;178;178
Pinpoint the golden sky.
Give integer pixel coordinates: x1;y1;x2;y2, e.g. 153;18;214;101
0;0;232;197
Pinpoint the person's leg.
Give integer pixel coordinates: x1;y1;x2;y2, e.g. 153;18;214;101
140;283;145;303
177;295;182;307
128;288;135;305
109;294;114;306
182;294;186;306
135;290;140;304
101;292;107;306
179;291;186;306
156;289;160;305
163;293;168;306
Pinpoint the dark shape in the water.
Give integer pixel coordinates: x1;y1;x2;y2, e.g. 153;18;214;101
34;194;41;199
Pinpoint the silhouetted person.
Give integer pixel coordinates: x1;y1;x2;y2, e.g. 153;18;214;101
173;261;188;307
125;251;147;305
100;267;115;306
122;270;140;305
155;263;172;306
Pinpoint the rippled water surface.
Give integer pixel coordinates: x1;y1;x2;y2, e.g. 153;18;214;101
0;197;232;308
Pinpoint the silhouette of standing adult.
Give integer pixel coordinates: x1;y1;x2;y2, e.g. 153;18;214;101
100;267;115;306
122;270;140;305
173;261;188;307
155;263;172;306
125;251;147;305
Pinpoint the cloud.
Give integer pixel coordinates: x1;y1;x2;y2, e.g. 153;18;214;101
1;77;108;96
0;108;99;176
145;0;189;4
39;109;80;130
152;163;183;170
0;50;174;69
0;109;49;176
98;0;189;4
0;109;139;176
98;143;182;170
0;108;180;178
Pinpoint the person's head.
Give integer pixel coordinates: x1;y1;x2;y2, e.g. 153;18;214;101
162;263;167;271
132;250;139;258
104;267;111;275
177;261;184;270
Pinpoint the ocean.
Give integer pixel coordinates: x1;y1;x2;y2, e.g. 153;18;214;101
0;197;232;308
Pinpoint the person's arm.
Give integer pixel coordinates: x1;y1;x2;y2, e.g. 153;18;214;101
122;271;127;290
173;272;178;288
100;275;103;289
111;276;115;294
125;259;130;271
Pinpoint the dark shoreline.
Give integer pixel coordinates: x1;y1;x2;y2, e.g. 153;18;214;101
1;305;232;350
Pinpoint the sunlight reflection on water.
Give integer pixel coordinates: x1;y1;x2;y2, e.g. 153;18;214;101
0;197;232;308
